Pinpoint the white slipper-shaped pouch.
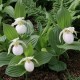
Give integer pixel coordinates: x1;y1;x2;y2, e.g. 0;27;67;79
59;27;77;44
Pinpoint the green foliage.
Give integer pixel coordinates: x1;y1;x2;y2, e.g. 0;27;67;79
0;0;80;78
34;51;53;67
24;35;39;47
58;41;80;51
0;35;6;42
56;6;72;28
3;6;14;18
0;4;3;11
49;61;67;72
0;52;14;67
49;26;65;56
5;65;26;77
23;0;46;25
15;0;26;18
26;20;34;35
0;0;2;4
24;43;34;57
5;56;26;77
5;0;17;5
9;56;24;66
3;23;18;40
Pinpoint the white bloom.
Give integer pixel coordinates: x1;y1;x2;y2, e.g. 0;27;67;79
15;24;27;34
8;38;27;55
24;61;34;72
12;45;23;55
63;32;74;44
17;56;38;72
11;17;26;26
11;17;27;34
59;27;77;44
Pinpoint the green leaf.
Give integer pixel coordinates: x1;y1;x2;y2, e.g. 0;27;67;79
57;41;80;51
0;4;3;11
49;61;67;72
37;22;42;34
9;56;24;66
24;43;34;57
0;35;6;42
0;0;2;4
24;35;39;47
15;0;26;18
49;27;64;55
56;6;72;28
3;23;18;40
26;20;34;35
40;34;48;48
6;0;17;5
0;52;14;67
69;0;80;11
3;6;14;18
49;27;61;49
5;65;26;77
34;51;53;67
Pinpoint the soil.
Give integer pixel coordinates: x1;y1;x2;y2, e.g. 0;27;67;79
0;50;80;80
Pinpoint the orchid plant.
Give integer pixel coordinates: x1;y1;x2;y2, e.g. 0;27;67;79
0;0;80;79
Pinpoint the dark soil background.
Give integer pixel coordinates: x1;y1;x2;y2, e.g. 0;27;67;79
0;50;80;80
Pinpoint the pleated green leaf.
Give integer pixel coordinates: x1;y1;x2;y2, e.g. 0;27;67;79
0;52;14;67
49;27;64;55
9;56;24;66
49;61;67;72
57;41;80;51
3;6;14;18
56;6;72;28
34;51;53;67
15;0;26;18
3;23;18;40
5;65;26;77
26;20;34;35
24;35;39;47
24;43;34;57
49;57;67;72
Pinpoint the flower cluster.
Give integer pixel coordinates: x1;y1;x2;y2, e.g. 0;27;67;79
8;17;37;72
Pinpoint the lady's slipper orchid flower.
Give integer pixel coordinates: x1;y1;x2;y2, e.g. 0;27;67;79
17;56;38;72
59;27;77;44
11;17;27;34
8;37;27;55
